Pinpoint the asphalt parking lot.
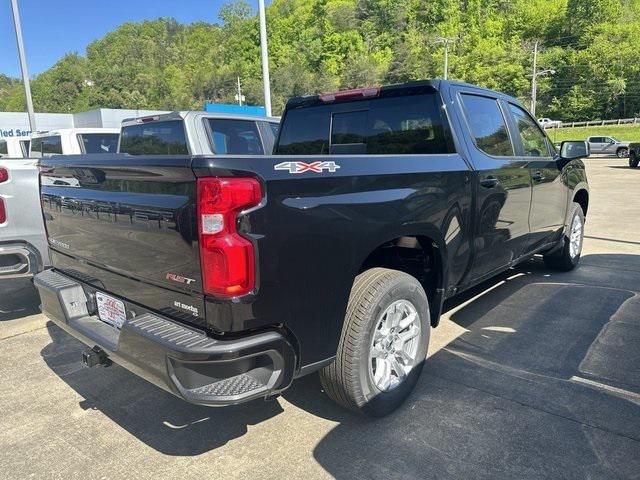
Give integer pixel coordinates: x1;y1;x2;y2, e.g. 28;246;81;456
1;157;639;480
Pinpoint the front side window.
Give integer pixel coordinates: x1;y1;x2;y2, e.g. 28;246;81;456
460;94;513;157
78;133;119;154
277;93;453;155
30;136;63;158
0;140;7;157
508;104;551;157
206;119;264;155
119;120;188;155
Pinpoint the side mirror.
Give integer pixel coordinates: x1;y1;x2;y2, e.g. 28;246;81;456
560;140;589;160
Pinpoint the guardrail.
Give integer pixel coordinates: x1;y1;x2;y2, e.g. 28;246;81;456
543;117;640;129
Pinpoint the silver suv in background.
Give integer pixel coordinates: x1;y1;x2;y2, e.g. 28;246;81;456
587;136;630;157
118;111;280;155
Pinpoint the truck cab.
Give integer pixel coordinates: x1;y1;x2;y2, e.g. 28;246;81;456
119;111;280;156
30;128;120;157
0;137;30;159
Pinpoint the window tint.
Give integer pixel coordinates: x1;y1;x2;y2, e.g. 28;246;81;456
119;120;188;155
30;136;63;158
277;93;452;155
461;94;513;156
0;140;7;157
79;133;119;154
590;137;604;143
206;119;264;155
508;104;551;157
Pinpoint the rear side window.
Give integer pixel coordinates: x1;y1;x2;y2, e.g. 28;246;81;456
268;122;279;137
30;135;63;158
276;93;453;155
206;119;264;155
119;120;188;155
78;133;119;154
508;104;551;157
460;94;513;157
0;140;7;157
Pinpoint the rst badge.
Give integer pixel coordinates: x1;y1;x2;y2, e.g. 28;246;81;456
166;273;196;285
274;161;340;174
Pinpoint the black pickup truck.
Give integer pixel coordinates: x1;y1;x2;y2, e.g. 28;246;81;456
34;80;590;416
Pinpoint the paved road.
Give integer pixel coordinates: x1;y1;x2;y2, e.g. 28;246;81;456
1;157;639;479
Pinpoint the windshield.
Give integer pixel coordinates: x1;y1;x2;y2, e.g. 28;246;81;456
78;133;119;153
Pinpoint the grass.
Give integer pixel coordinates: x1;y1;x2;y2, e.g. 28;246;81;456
545;124;640;143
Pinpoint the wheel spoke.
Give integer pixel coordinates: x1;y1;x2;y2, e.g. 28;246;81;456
396;349;413;365
398;311;417;330
377;359;392;390
385;308;402;329
371;345;386;359
388;356;406;381
398;325;419;344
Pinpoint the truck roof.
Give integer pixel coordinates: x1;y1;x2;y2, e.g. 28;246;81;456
31;127;120;138
120;111;280;127
286;79;522;109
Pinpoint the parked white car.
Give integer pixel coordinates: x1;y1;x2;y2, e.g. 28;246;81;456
0;137;31;159
538;118;562;128
30;128;120;157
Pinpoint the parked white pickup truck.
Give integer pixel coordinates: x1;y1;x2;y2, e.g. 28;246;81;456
0;137;31;159
30;128;120;157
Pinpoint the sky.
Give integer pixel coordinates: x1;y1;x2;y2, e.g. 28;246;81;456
1;0;270;78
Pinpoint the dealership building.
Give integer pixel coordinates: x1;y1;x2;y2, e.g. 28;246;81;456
0;108;168;139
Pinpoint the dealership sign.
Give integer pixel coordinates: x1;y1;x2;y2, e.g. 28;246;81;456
0;128;31;138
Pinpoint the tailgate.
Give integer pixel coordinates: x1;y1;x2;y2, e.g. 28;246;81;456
40;154;206;327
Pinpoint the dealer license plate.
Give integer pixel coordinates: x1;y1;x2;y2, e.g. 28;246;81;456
95;292;126;329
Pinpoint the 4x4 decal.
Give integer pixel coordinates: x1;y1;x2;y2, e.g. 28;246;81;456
274;161;341;174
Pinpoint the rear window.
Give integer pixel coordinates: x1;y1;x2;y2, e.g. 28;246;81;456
0;140;7;157
276;93;453;155
31;135;63;158
78;133;119;154
206;119;264;155
119;120;189;155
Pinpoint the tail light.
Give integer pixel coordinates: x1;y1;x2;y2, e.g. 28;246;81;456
0;168;7;223
197;177;262;298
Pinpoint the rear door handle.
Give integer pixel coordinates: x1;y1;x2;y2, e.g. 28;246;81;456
479;176;499;188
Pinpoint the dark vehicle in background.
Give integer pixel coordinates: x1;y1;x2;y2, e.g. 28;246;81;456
118;111;280;156
587;135;630;158
34;80;590;416
628;142;640;168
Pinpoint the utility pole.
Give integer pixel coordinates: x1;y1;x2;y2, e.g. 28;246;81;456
531;41;539;117
258;0;272;116
235;76;245;106
10;0;36;133
435;37;455;80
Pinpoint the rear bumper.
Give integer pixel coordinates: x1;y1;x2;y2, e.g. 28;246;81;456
0;242;42;279
34;269;296;406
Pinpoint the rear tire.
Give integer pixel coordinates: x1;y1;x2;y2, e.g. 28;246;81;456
543;202;585;271
629;152;639;168
320;268;430;416
617;147;629;158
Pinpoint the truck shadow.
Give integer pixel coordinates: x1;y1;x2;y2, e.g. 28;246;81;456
40;253;640;473
287;253;640;478
0;278;41;322
41;322;284;456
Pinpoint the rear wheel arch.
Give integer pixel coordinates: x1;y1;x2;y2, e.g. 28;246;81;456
356;233;447;327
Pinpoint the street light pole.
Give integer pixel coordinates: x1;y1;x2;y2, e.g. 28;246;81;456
435;37;455;80
531;41;539;117
258;0;272;117
10;0;36;133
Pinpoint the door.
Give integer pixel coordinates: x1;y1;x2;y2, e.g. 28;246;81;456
456;92;532;280
601;137;616;155
506;103;567;251
589;137;605;154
